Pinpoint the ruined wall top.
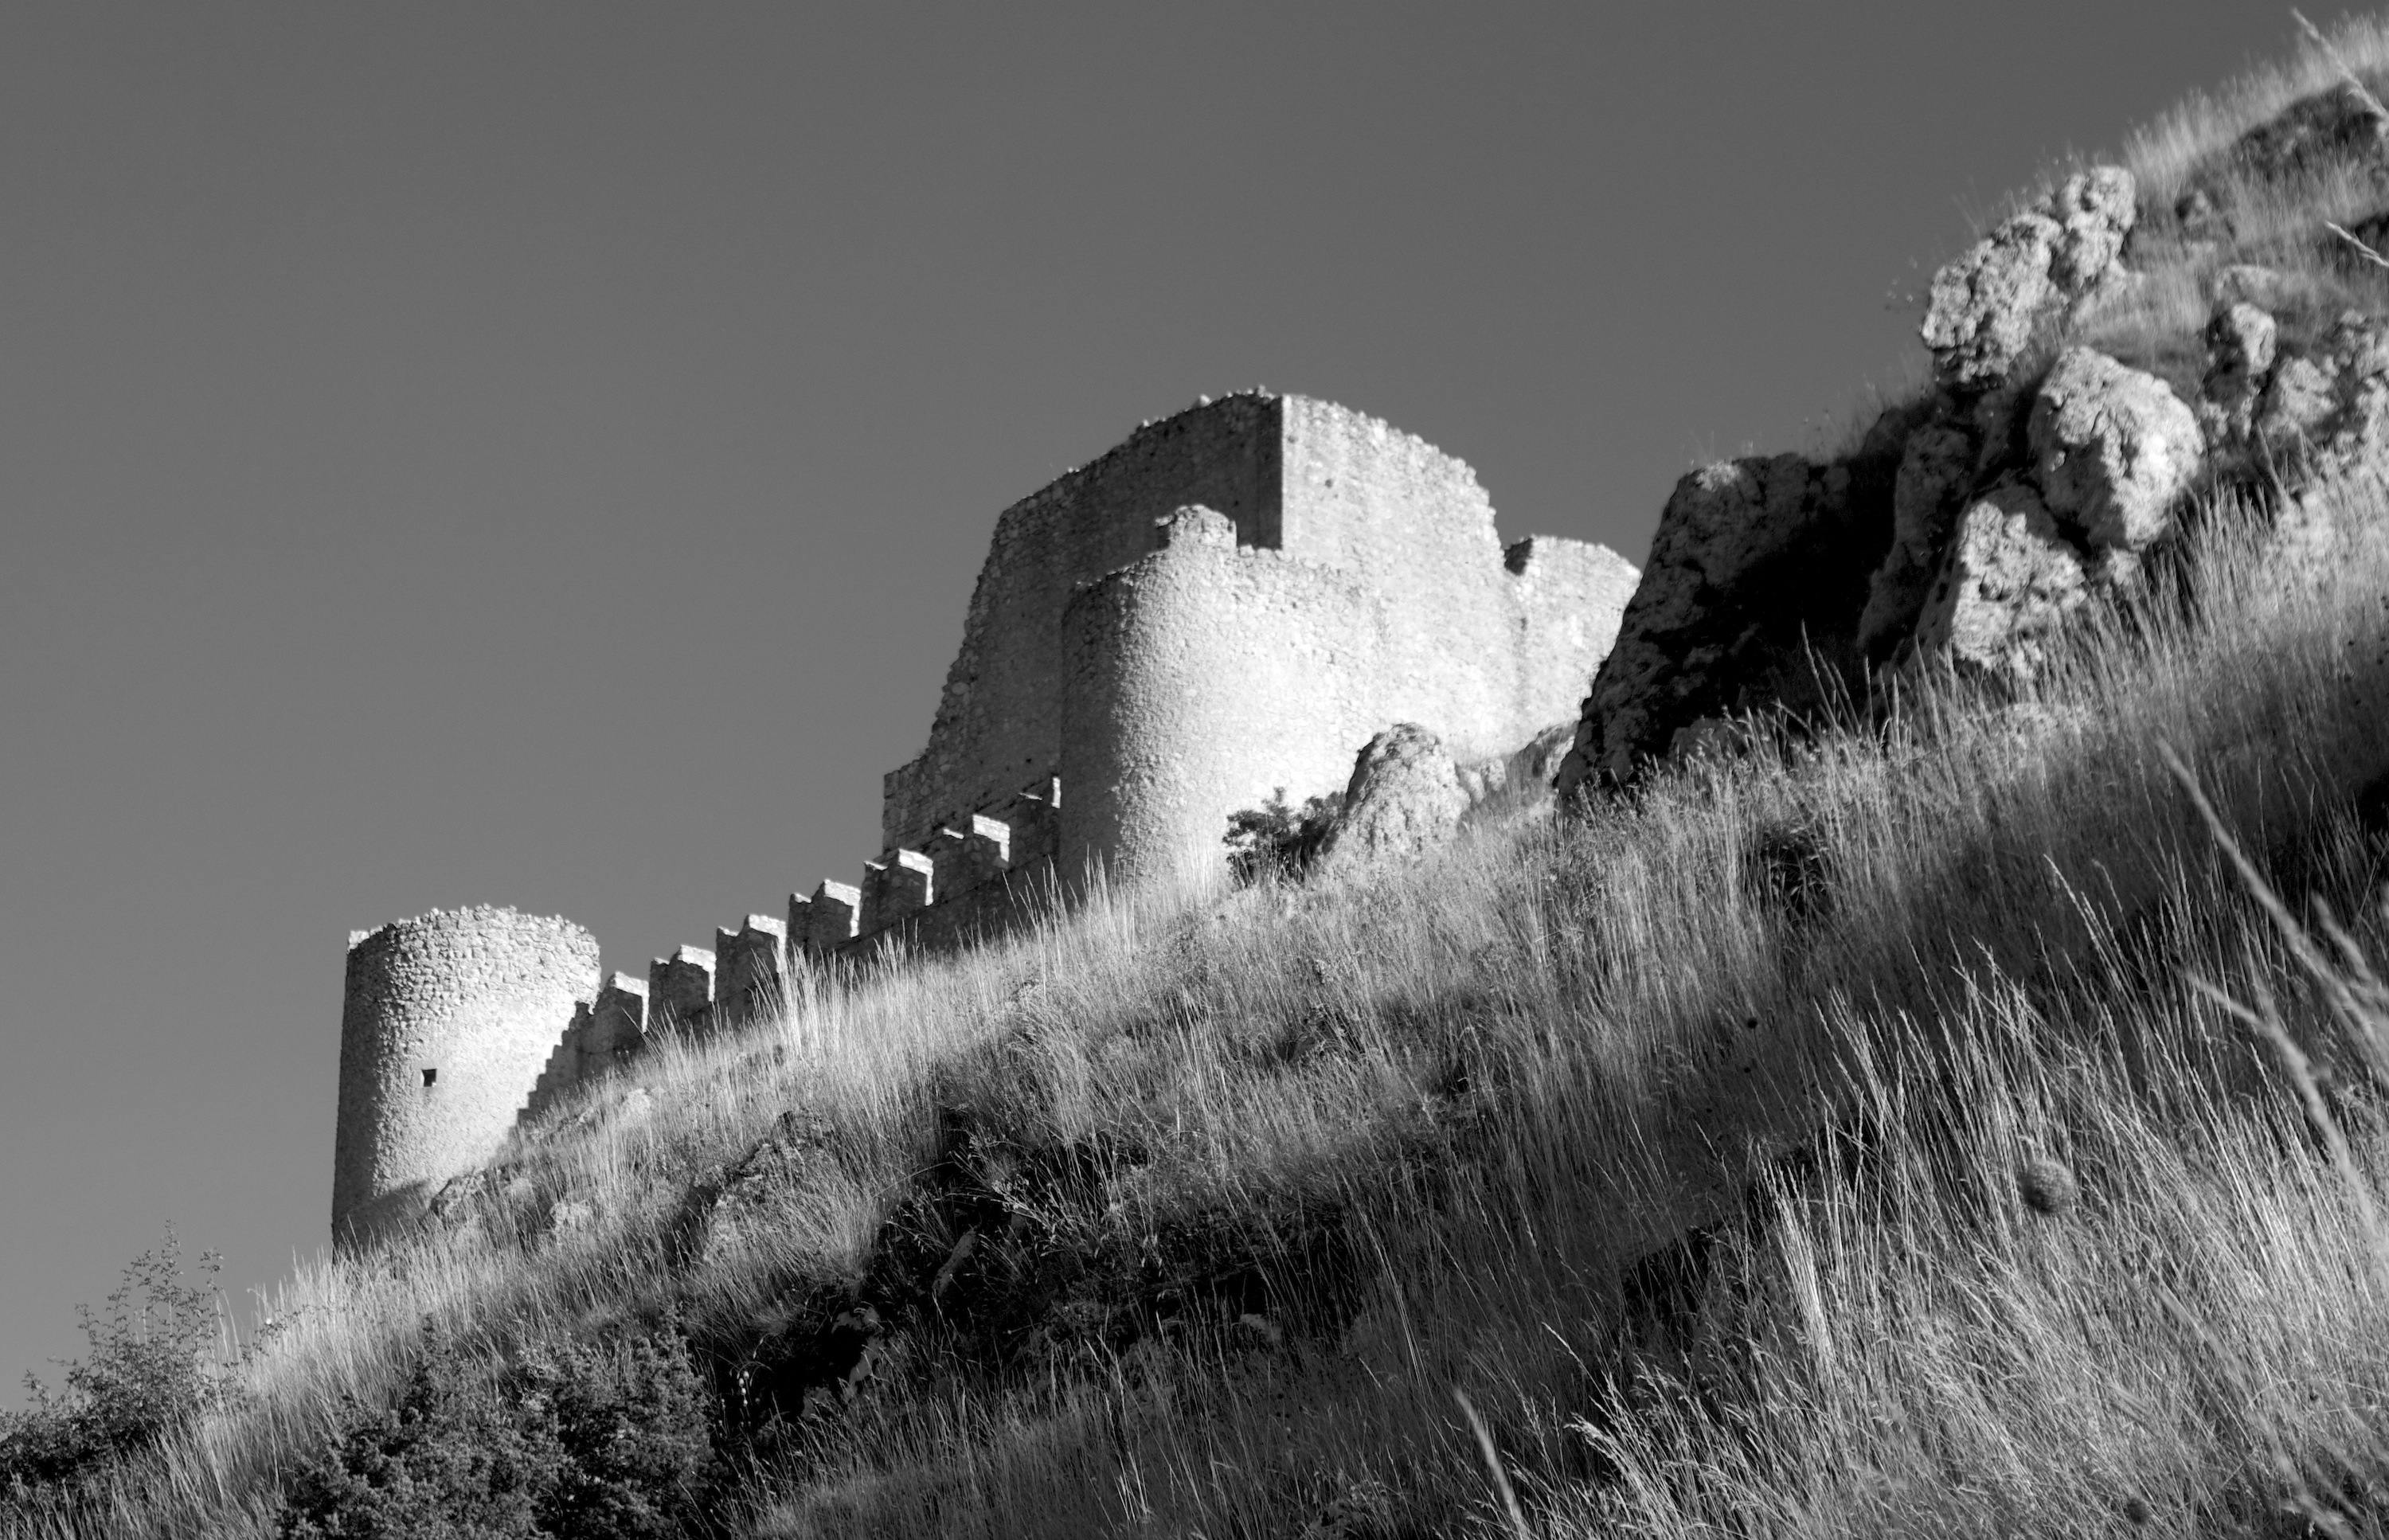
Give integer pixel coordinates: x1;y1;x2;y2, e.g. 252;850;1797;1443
882;391;1624;851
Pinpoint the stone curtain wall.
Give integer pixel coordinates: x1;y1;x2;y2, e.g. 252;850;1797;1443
1275;397;1642;764
1506;535;1645;735
332;907;600;1247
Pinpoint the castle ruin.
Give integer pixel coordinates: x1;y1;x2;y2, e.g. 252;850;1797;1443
330;391;1638;1246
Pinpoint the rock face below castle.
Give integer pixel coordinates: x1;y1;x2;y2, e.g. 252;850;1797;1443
882;392;1638;881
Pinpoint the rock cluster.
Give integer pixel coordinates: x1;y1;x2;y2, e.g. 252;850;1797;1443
1555;162;2220;795
1554;69;2389;803
1539;72;2389;801
2237;307;2389;476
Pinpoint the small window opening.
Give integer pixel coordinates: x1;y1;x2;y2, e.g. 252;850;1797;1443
421;1067;438;1088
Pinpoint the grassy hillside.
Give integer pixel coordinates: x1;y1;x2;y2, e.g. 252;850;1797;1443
22;19;2389;1540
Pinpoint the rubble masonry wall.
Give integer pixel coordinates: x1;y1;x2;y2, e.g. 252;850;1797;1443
1060;507;1382;877
332;907;600;1248
881;395;1282;849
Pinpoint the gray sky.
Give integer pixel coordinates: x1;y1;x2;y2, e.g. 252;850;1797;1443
0;2;2303;1389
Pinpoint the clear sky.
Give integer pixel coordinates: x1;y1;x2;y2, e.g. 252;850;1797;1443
0;2;2309;1390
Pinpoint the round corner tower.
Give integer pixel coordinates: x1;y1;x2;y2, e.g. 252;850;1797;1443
1058;504;1382;881
332;905;599;1249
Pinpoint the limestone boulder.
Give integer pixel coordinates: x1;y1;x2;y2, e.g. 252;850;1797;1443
1922;166;2136;393
1461;721;1576;803
2048;166;2138;292
1317;724;1468;870
2260;353;2342;445
1555;454;1863;794
1640;454;1823;612
2028;347;2203;553
2254;311;2389;476
1911;483;2090;680
1923;213;2063;391
2199;300;2279;445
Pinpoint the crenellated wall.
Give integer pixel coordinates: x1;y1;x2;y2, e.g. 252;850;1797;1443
332;391;1638;1248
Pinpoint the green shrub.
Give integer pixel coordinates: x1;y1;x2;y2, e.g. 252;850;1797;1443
276;1319;714;1540
1224;788;1343;884
0;1228;237;1504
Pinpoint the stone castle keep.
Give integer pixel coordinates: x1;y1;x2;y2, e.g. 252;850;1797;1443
331;392;1638;1245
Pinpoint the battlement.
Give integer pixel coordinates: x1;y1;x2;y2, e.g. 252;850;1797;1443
332;392;1638;1249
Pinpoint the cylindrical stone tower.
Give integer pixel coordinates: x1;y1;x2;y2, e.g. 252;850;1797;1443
1059;506;1384;882
332;905;600;1249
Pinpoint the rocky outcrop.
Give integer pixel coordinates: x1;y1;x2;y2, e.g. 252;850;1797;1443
2188;292;2389;574
1503;721;1578;793
1922;213;2066;391
1922;169;2137;389
2029;346;2205;557
1455;721;1576;805
1318;724;1468;870
2192;77;2389;191
2165;76;2389;267
1554;342;2196;786
1910;484;2090;681
1553;76;2389;802
1554;451;1889;794
2250;308;2389;476
2199;301;2278;443
2047;167;2138;292
1554;157;2258;790
1901;350;2195;671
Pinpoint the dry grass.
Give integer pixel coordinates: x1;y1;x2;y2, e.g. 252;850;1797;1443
23;479;2386;1540
25;16;2389;1540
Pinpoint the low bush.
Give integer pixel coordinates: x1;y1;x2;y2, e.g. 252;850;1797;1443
275;1318;714;1540
1224;788;1343;884
0;1229;237;1505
